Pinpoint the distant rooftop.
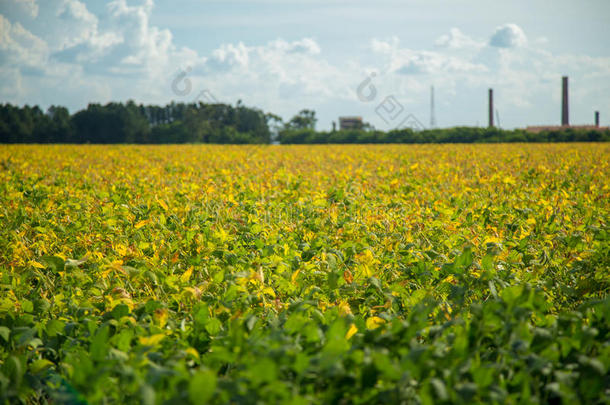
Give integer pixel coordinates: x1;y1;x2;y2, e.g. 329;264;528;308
339;116;363;130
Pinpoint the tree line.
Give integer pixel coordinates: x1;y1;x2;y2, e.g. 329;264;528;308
1;103;608;144
278;126;610;144
0;101;273;144
277;110;609;143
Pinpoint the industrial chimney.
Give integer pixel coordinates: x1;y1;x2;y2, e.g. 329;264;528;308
488;88;494;127
561;76;569;126
595;111;600;127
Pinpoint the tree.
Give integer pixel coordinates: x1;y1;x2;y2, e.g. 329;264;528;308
266;113;283;143
45;106;73;142
285;109;317;130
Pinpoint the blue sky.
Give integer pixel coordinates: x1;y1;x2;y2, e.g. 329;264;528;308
1;0;609;130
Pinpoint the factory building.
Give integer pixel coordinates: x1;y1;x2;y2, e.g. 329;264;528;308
339;116;363;130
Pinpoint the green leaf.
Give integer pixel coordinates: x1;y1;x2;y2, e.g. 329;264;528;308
454;247;473;273
429;378;448;401
41;255;65;272
247;358;277;385
501;285;524;307
21;299;34;313
189;369;216;404
45;319;65;338
0;326;10;342
481;254;494;271
141;384;156;405
29;359;54;374
112;329;134;352
285;314;308;334
3;356;24;388
109;304;130;319
204;318;222;335
90;324;110;362
194;305;209;326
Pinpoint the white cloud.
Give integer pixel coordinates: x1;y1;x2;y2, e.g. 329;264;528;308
0;5;608;129
208;42;250;71
371;37;487;75
358;25;610;127
203;37;322;75
0;0;337;113
0;0;205;106
0;0;39;18
19;0;39;17
371;36;399;54
273;38;321;55
54;0;98;49
489;23;527;48
103;0;172;69
190;37;349;113
435;28;483;50
0;15;47;67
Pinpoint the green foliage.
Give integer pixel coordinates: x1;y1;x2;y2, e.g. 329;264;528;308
0;144;608;403
3;102;609;144
284;109;317;130
279;126;610;144
0;101;272;144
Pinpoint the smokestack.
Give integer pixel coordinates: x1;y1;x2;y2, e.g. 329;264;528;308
562;76;569;126
488;88;494;127
595;111;600;127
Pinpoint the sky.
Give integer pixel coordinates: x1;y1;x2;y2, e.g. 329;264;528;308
1;0;609;130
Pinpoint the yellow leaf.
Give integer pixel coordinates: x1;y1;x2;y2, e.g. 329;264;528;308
157;199;169;211
502;176;516;185
139;334;165;347
115;244;129;256
338;301;352;316
154;308;168;328
346;323;358;340
262;286;276;298
185;347;200;360
183;287;202;300
313;198;326;207
291;269;300;284
357;249;375;264
135;219;150;229
366;316;385;330
180;267;194;283
29;261;45;269
358;264;374;278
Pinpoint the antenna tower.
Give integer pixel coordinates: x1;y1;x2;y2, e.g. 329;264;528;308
430;85;436;128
